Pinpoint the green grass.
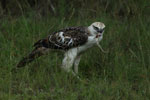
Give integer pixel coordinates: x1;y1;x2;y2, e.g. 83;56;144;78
0;15;150;100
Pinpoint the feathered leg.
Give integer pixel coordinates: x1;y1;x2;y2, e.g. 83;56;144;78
17;47;49;68
73;55;81;74
61;48;77;75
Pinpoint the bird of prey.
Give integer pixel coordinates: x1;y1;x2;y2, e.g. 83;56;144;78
17;22;106;76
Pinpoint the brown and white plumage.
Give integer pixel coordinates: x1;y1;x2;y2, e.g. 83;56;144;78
17;22;106;76
33;26;89;50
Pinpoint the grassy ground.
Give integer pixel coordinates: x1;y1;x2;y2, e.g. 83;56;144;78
0;15;150;100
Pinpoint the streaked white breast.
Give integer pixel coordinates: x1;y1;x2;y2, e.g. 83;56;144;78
77;36;103;53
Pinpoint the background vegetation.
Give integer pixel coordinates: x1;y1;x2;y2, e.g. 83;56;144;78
0;0;150;99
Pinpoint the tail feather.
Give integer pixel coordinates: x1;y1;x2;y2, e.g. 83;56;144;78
34;38;49;48
17;47;48;68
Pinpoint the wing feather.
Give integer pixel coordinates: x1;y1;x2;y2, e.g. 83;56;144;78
34;26;89;50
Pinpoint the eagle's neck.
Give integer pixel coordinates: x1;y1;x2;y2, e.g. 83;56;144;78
87;26;96;36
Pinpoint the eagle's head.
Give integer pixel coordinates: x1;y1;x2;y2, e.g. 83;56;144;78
88;22;105;37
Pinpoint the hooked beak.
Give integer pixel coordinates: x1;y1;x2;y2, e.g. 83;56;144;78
97;29;104;34
96;29;104;38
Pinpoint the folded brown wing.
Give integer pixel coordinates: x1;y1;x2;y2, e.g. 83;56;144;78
34;26;89;50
